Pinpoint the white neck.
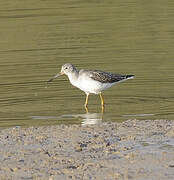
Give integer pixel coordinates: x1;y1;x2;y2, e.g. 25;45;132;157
67;71;79;86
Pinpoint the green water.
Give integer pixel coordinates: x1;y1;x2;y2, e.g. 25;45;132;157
0;0;174;127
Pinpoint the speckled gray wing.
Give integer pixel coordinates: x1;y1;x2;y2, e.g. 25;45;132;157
90;70;134;83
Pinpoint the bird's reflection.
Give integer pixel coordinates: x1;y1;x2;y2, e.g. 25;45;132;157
61;112;103;125
31;111;103;126
85;105;104;113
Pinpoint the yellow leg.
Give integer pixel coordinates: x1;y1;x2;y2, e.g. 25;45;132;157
84;94;89;108
99;93;104;106
84;94;89;113
101;105;104;113
99;93;105;113
85;106;89;113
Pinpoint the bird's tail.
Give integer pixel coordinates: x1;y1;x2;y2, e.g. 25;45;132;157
126;75;135;79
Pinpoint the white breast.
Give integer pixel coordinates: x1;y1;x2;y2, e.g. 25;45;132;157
71;74;115;94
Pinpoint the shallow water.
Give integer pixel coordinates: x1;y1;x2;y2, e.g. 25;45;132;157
0;0;174;127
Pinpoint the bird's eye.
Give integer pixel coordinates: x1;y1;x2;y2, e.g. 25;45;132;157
65;67;68;70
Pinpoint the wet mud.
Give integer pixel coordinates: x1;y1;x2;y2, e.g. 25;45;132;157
0;119;174;179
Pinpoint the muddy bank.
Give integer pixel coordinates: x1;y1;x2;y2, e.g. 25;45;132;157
0;119;174;180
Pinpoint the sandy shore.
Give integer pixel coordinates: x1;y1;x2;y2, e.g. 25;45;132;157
0;119;174;180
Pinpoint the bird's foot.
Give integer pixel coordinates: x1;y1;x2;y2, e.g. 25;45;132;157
101;104;105;113
84;104;89;113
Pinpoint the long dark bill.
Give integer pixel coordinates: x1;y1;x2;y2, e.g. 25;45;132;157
47;73;61;82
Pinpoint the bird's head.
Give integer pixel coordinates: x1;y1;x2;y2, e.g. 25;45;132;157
48;63;76;82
